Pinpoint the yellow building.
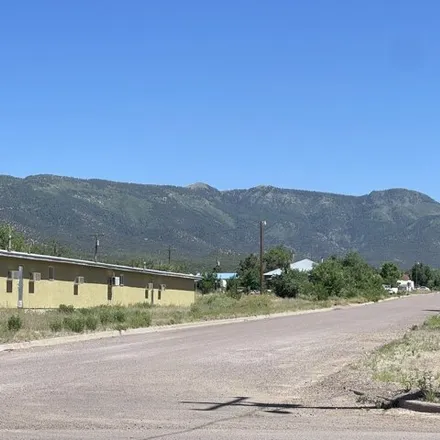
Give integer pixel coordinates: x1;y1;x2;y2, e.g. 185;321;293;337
0;250;198;309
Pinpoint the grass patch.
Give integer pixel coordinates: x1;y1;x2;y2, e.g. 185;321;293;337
0;292;403;343
63;315;85;333
364;313;440;402
424;315;440;330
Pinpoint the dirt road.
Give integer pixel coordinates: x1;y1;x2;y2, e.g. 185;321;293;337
1;294;440;439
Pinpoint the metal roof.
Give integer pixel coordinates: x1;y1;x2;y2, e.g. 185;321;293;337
264;259;317;277
0;250;200;280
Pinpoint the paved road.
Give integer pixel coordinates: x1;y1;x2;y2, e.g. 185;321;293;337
1;294;440;439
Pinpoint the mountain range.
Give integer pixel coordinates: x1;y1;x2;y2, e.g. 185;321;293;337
1;174;440;269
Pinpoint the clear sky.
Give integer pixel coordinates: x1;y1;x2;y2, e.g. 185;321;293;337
1;1;439;198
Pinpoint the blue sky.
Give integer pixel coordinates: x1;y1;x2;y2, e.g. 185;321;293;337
1;1;439;198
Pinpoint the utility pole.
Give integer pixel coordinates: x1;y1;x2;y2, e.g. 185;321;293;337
91;234;104;262
28;239;35;254
415;261;420;288
168;245;172;265
260;220;266;294
7;225;12;252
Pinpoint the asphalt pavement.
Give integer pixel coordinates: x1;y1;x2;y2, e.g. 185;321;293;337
1;294;440;439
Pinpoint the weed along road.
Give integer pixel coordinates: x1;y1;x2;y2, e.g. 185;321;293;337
1;294;440;439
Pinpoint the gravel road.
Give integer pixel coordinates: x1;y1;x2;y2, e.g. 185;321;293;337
1;294;440;439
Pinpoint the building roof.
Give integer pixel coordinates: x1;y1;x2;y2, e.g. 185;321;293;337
291;258;316;272
264;258;317;277
0;250;200;280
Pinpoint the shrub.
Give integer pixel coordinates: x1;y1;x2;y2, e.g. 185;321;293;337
190;303;202;319
132;302;152;309
49;319;63;332
85;315;99;331
97;307;113;325
226;278;242;299
272;269;309;298
59;304;75;314
128;310;152;328
363;289;383;303
113;309;126;323
63;315;85;333
7;315;22;332
114;323;128;332
168;311;185;325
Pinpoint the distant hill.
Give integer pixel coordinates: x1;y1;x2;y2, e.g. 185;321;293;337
1;174;440;268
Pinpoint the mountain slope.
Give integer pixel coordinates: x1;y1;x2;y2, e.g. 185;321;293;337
1;174;439;267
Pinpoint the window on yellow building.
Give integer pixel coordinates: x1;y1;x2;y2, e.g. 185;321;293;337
158;284;166;301
48;266;55;281
74;284;79;296
6;279;12;293
29;280;35;294
145;289;149;299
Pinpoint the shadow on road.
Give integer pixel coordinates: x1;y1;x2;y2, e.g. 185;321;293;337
423;310;440;313
180;396;376;414
141;397;376;439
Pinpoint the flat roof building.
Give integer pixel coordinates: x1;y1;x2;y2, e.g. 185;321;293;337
0;250;199;309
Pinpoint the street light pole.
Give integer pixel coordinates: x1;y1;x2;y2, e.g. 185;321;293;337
260;221;266;294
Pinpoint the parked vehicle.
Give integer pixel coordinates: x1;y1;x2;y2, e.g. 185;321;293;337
382;285;398;294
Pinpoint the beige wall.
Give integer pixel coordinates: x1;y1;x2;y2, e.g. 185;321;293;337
0;256;195;309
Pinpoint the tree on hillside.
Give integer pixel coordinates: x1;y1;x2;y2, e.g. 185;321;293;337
0;224;27;252
380;262;401;286
237;254;260;292
264;245;293;272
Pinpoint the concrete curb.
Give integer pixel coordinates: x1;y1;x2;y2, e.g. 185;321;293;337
0;294;425;354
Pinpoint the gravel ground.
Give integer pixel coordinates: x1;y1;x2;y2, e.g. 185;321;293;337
1;293;440;439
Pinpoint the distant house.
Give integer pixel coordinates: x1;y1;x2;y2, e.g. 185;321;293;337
264;258;317;279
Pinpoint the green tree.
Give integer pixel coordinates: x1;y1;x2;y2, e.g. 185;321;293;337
0;223;27;252
340;252;383;294
380;262;401;286
309;258;346;298
428;269;440;290
264;245;293;272
198;272;217;294
411;263;432;287
272;269;309;298
237;254;260;292
309;253;383;299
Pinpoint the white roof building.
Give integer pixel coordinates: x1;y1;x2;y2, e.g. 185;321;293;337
264;258;317;278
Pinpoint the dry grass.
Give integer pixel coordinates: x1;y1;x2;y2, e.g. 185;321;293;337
363;314;440;402
0;292;393;344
